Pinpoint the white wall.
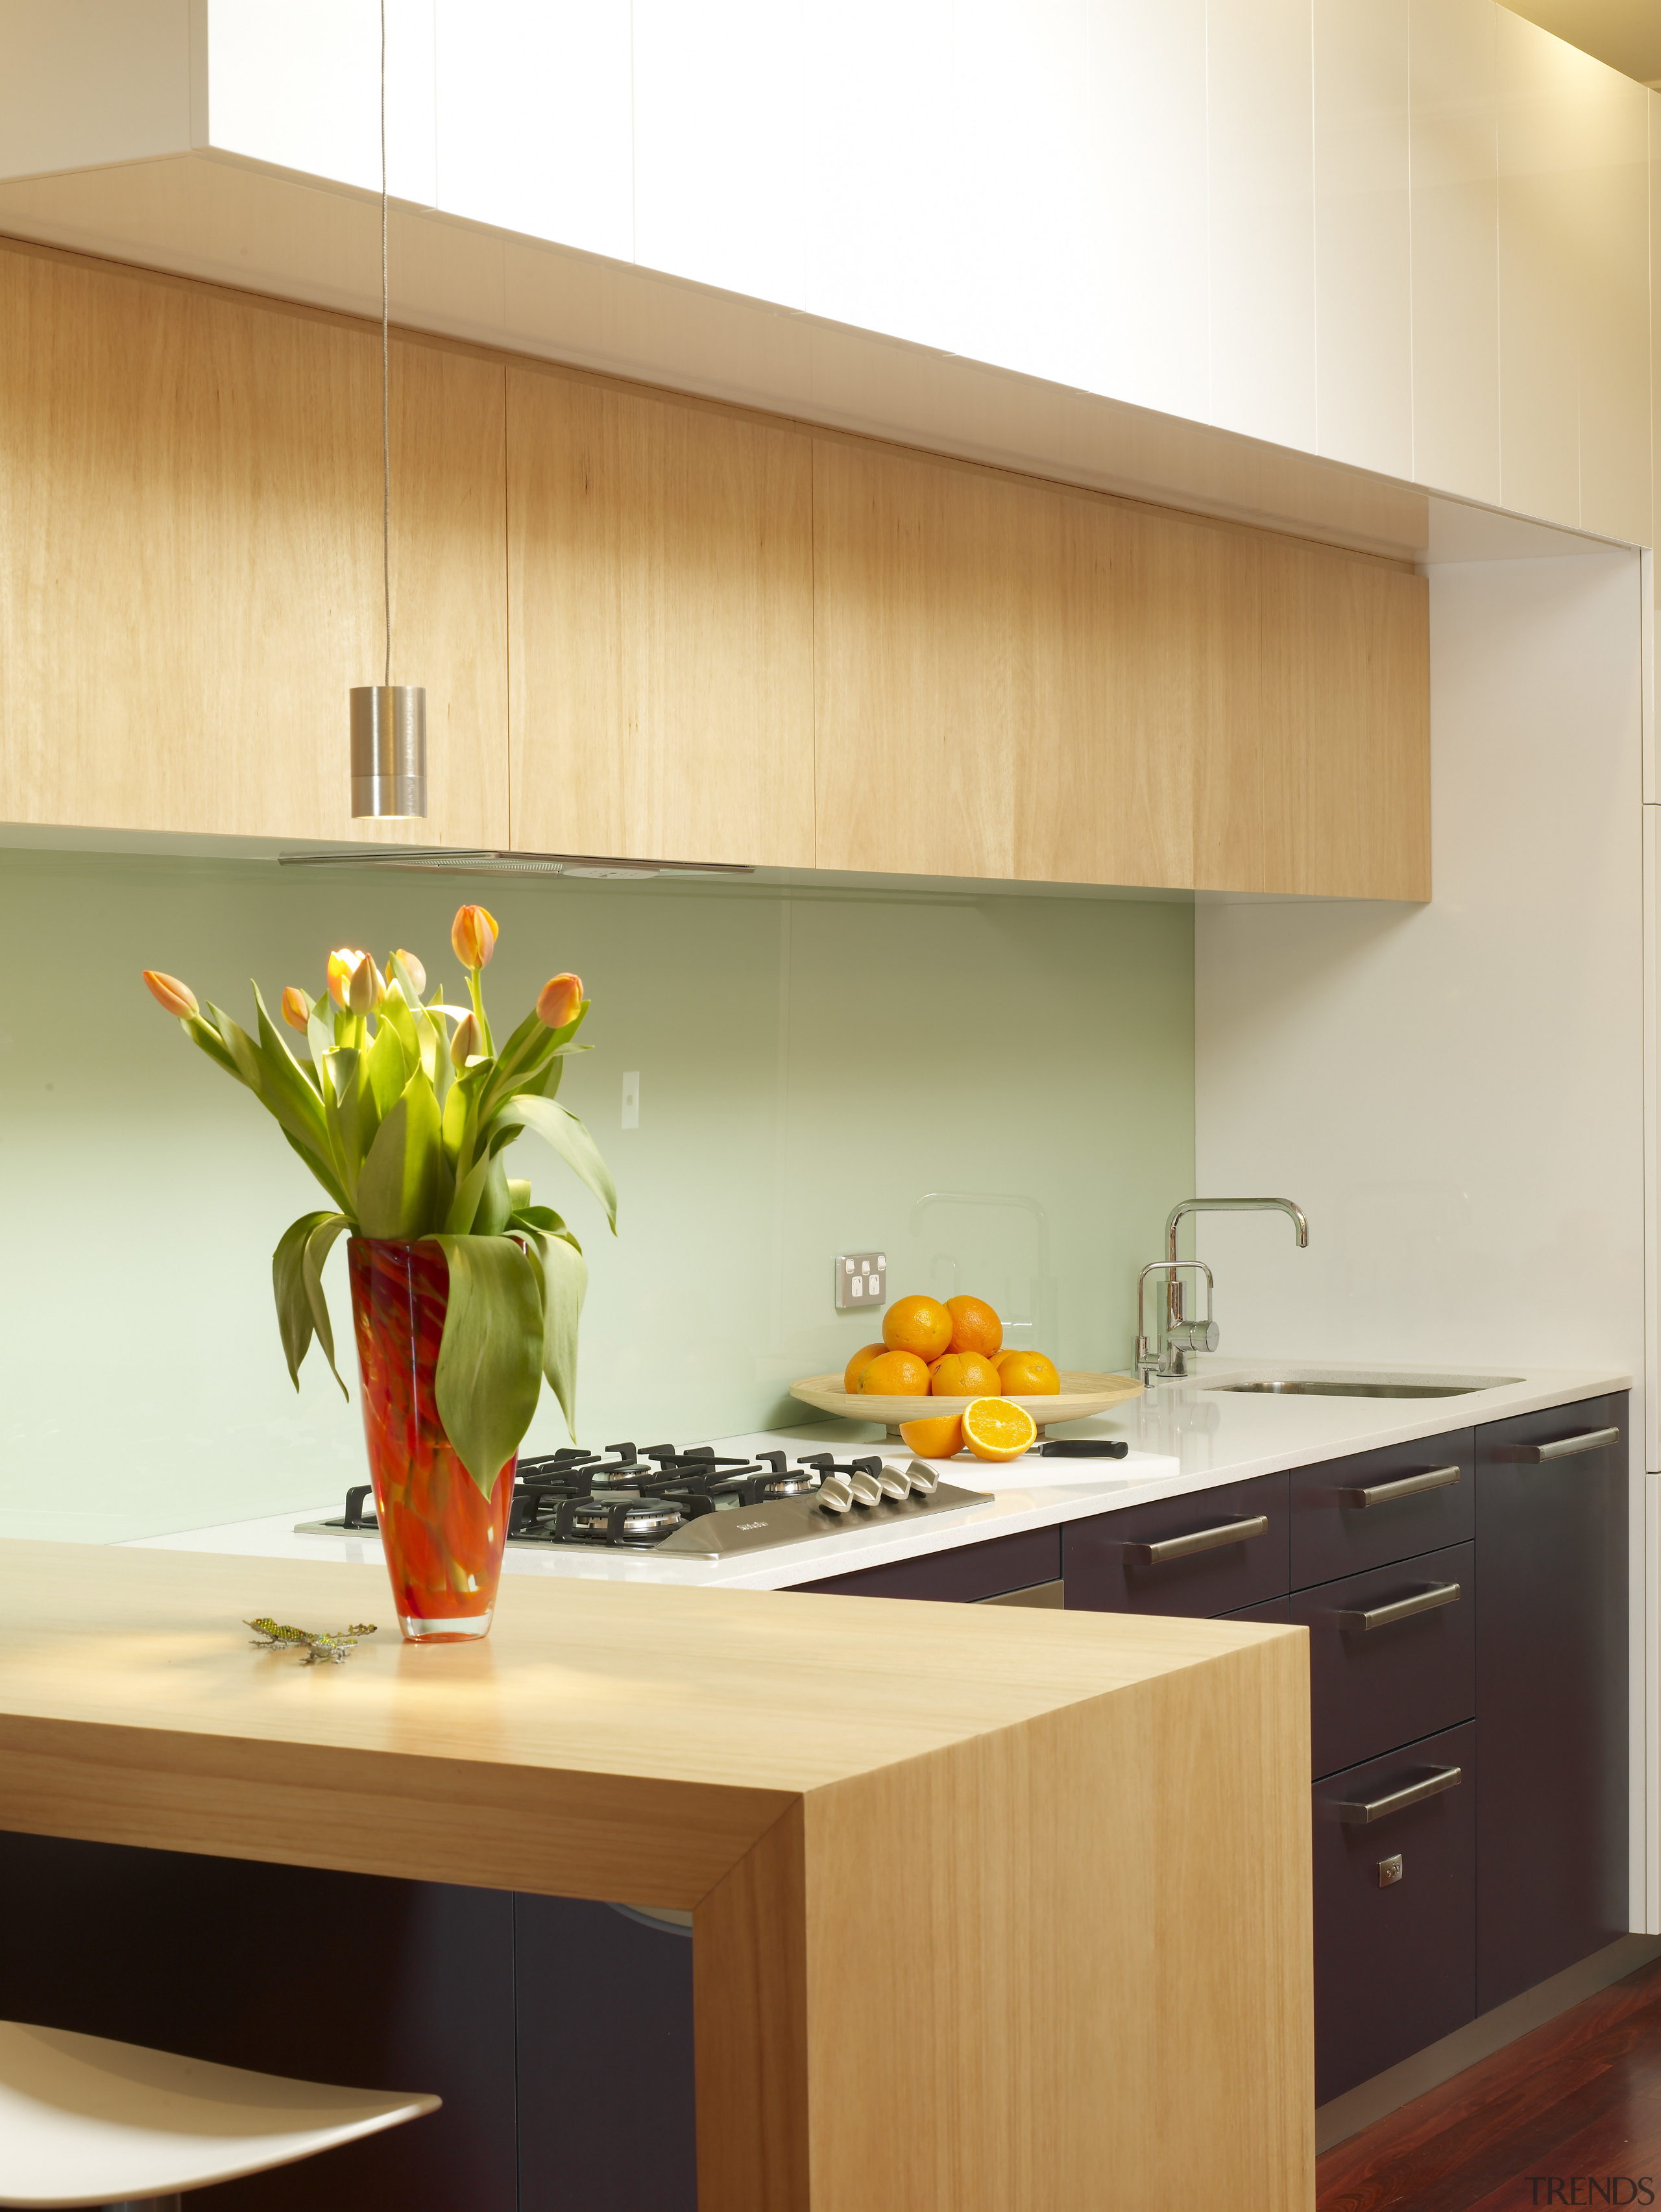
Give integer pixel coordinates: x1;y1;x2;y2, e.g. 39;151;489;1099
1;2;1648;546
176;1;1654;544
1194;550;1647;1917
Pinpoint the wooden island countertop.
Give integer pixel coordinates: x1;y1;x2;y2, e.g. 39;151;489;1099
0;1538;1314;2211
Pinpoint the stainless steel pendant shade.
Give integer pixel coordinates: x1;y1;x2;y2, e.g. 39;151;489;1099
350;685;428;818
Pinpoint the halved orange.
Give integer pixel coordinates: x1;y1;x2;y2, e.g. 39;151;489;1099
897;1412;964;1460
962;1396;1037;1462
843;1341;886;1394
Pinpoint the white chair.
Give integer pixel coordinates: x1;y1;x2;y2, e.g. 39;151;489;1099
0;2018;438;2210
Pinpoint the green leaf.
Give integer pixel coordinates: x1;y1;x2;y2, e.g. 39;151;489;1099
473;1150;512;1235
206;1002;264;1093
507;1179;531;1215
301;1213;352;1398
378;978;422;1070
280;1127;352;1215
250;985;335;1165
356;1065;444;1238
509;1204;572;1242
443;1153;492;1235
182;1012;244;1082
366;1013;411;1121
524;1230;588;1439
324;1046;378;1204
424;1234;546;1495
490;1097;618;1233
273;1210;335;1388
307;1001;336;1078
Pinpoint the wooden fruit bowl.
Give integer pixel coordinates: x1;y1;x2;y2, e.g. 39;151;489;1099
789;1370;1144;1441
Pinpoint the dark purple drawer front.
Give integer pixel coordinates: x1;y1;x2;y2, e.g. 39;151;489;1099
795;1524;1061;1602
1313;1720;1477;2104
1063;1473;1289;1617
1232;1542;1474;1779
1290;1429;1474;1589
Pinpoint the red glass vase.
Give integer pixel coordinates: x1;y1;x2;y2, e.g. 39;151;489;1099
348;1237;515;1643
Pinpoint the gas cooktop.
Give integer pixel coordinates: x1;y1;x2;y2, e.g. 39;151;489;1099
293;1435;1121;1560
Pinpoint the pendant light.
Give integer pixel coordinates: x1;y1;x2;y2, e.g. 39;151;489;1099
350;0;426;820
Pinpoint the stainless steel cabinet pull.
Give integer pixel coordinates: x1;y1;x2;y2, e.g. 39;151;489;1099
1124;1514;1269;1565
1335;1581;1461;1632
1509;1426;1619;1463
1335;1765;1462;1825
1342;1464;1461;1508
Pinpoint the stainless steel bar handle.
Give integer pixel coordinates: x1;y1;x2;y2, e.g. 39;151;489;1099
1335;1581;1461;1632
1512;1427;1619;1463
1124;1514;1270;1565
1335;1764;1462;1825
1342;1464;1461;1508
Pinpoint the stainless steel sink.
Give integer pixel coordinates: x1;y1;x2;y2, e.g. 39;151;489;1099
1211;1376;1521;1400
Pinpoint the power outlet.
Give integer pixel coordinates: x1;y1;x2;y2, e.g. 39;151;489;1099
834;1252;887;1314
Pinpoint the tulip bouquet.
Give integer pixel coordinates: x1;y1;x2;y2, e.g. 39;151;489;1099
142;905;615;1502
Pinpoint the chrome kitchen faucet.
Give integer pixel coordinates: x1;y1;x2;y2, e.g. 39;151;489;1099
1136;1198;1309;1387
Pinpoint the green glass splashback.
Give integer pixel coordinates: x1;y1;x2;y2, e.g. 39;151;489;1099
3;852;1193;1539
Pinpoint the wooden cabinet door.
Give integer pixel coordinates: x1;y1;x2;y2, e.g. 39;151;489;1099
1475;1393;1629;2012
0;242;509;847
506;368;814;868
810;435;1428;897
1196;541;1429;899
810;437;1233;888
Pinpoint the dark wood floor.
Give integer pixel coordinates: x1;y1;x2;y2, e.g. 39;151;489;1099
1318;1955;1661;2210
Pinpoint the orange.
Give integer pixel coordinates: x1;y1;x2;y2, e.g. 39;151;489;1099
857;1348;933;1397
842;1341;886;1394
995;1350;1061;1395
882;1293;952;1361
898;1412;965;1460
962;1396;1038;1462
930;1352;1002;1398
945;1294;1003;1357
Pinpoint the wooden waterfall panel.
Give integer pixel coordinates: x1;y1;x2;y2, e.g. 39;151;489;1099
0;240;509;847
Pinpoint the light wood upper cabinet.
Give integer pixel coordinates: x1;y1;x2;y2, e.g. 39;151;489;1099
0;237;1429;897
814;436;1429;898
813;439;1236;890
0;243;509;846
1195;540;1430;898
506;368;815;868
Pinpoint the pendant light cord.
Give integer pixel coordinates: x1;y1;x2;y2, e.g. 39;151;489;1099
380;0;391;690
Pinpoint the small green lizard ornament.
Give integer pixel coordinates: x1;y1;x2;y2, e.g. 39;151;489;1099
246;1617;377;1666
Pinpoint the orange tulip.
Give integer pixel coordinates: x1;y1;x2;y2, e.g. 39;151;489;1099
280;986;312;1032
348;951;385;1016
391;949;427;999
451;905;498;970
450;1010;484;1068
326;947;369;1010
535;972;583;1030
142;969;198;1019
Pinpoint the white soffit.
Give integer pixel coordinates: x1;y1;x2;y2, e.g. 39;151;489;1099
0;145;1625;571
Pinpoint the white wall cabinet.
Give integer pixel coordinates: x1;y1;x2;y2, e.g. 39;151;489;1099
0;1;1652;548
